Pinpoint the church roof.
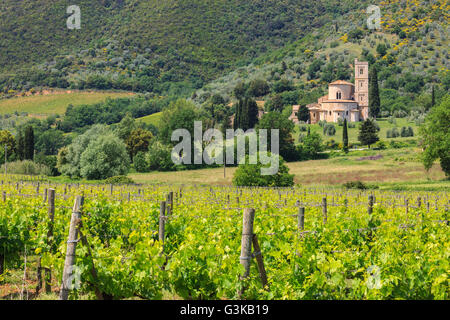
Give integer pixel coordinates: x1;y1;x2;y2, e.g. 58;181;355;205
329;80;354;86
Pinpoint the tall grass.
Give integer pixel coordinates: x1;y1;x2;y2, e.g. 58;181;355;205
1;160;50;176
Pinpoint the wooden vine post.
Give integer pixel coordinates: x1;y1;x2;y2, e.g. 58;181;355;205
159;201;166;245
167;191;174;215
295;207;305;269
238;208;255;298
44;189;56;293
59;196;84;300
252;234;269;290
298;207;305;232
368;195;374;215
322;197;328;224
37;189;56;294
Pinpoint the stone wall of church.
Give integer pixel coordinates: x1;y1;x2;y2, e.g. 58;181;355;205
328;84;354;100
319;102;359;122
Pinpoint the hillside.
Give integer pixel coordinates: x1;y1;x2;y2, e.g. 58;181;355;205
194;0;449;116
0;0;370;96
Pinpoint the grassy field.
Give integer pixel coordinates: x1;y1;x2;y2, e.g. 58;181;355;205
128;147;447;190
294;118;420;144
0;91;134;115
136;112;163;126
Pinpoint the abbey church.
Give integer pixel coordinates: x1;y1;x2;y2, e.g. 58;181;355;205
289;59;369;124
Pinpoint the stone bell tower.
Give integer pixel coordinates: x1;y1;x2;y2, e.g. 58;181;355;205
354;59;369;120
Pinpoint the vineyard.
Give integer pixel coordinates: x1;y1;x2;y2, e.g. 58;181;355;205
0;177;448;300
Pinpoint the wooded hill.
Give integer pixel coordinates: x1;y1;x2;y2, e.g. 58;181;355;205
0;0;370;95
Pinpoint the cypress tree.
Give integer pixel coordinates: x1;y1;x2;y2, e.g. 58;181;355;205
343;119;349;153
369;67;380;119
297;105;310;123
247;98;259;129
233;100;242;130
24;125;34;160
307;126;311;136
16;131;24;161
240;98;250;130
358;118;379;148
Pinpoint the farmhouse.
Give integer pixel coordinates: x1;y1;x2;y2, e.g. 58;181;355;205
289;59;369;124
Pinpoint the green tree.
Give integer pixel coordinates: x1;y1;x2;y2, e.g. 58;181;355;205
369;67;381;119
59;124;111;178
125;128;153;162
420;95;450;178
16;131;25;161
146;141;176;171
24;125;34;160
248;79;270;97
134;151;150;173
297;105;310;123
239;99;249;130
302;132;324;159
233;100;242;130
376;43;387;56
343;119;349;153
80;133;130;180
232;153;294;187
358;118;379;148
0;130;16;160
273;79;293;93
256;112;298;161
246;98;259;129
233;82;247;99
267;94;284;112
114;113;136;141
159;99;204;145
36;129;67;155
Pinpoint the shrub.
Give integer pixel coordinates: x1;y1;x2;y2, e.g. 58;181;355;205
388;117;396;125
323;123;336;136
232;153;294;187
348;122;356;129
325;139;339;149
343;181;368;190
343;181;379;190
388;127;400;138
374;140;387;150
104;176;135;185
400;126;414;137
298;125;308;132
394;110;408;118
301;132;324;159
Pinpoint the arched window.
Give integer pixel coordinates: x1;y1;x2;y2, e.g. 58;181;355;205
336;91;342;100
